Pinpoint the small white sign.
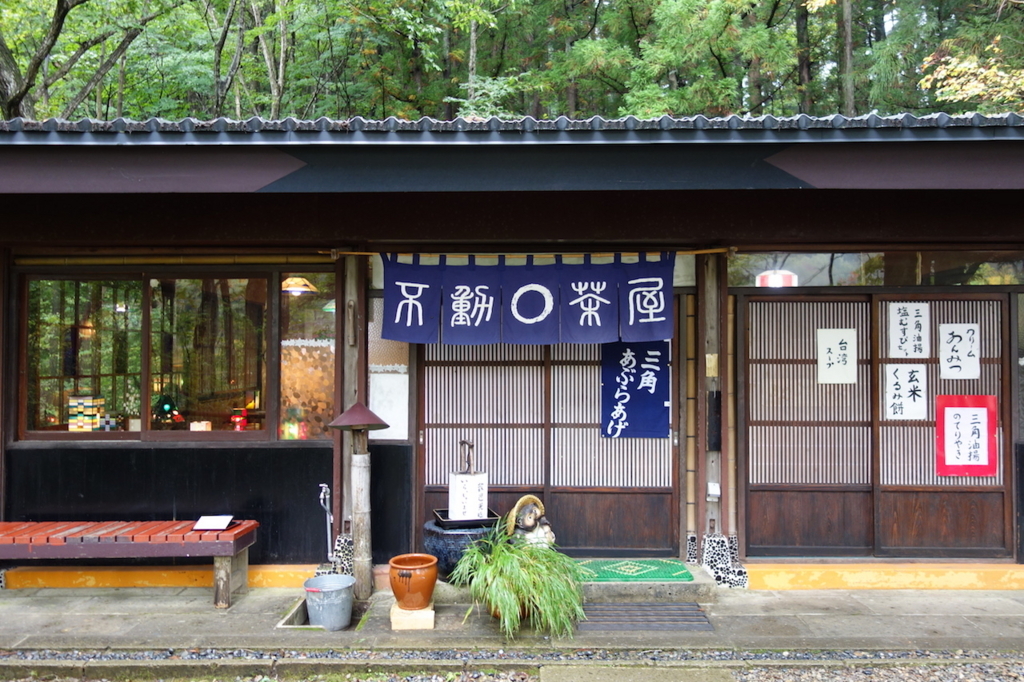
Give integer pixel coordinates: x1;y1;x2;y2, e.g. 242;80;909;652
193;515;234;531
943;406;989;467
884;364;927;420
448;472;488;520
939;323;980;379
817;328;857;384
888;302;930;358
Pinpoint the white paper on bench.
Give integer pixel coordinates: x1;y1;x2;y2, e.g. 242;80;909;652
193;515;234;531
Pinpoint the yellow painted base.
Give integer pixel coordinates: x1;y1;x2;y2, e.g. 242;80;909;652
3;564;319;589
747;563;1024;590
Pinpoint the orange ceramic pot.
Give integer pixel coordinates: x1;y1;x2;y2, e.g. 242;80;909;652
389;553;438;610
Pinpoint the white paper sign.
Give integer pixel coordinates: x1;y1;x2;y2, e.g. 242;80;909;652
448;472;488;520
884;364;927;420
817;328;857;384
939;323;980;379
943;406;989;466
888;302;930;358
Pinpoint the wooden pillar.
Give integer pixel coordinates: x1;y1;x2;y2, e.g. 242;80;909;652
339;254;368;590
0;249;7;522
697;254;723;544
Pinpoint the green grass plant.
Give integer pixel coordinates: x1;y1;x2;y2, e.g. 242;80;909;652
448;518;585;639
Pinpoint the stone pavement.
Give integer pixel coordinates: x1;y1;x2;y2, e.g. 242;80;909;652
3;581;1024;678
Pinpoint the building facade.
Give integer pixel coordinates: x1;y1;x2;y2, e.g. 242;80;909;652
1;113;1023;581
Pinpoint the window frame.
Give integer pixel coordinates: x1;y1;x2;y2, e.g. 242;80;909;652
16;265;337;443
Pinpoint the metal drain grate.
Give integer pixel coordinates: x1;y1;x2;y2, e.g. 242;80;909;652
578;602;714;631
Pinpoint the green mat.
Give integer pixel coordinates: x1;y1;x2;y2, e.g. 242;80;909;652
577;558;694;583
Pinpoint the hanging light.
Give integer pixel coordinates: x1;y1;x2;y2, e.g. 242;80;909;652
281;276;319;296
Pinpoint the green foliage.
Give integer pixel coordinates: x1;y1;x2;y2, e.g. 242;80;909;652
3;0;1024;120
448;520;586;639
444;74;525;118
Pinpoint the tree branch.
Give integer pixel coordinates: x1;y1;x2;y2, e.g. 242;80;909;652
60;27;143;118
5;0;91;117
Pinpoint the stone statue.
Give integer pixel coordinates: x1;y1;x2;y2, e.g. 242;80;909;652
508;494;556;546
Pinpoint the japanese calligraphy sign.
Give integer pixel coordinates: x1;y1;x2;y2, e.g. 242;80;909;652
601;340;671;438
382;254;442;344
560;257;620;344
442;256;501;345
618;254;675;342
888;302;930;358
448;471;488;520
501;258;561;345
939;323;980;379
936;394;997;477
383;252;675;345
816;328;857;384
884;364;927;420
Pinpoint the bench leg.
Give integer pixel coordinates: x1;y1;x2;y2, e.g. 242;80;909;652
214;548;250;608
232;547;250;597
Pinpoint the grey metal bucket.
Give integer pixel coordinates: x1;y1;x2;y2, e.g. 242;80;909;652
303;574;356;631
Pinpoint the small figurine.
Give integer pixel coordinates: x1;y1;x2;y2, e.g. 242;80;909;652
508;494;556;546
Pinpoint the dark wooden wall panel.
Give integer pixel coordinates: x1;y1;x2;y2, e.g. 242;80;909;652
877;491;1009;556
370;444;414;565
747;490;873;556
548;491;675;556
422;489;675;556
4;444;333;564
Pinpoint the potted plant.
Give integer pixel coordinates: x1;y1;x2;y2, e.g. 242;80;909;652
448;512;585;639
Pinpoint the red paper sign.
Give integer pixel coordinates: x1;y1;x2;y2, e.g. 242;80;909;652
935;395;998;477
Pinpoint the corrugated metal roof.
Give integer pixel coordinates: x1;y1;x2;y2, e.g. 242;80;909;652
2;112;1023;145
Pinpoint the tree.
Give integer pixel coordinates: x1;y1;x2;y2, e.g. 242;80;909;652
1;0;190;119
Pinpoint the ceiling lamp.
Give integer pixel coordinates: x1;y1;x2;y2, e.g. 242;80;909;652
282;276;319;296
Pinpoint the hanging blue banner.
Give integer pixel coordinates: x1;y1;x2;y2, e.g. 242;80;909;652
441;256;502;345
601;340;671;438
501;257;560;345
382;254;442;344
381;252;675;345
560;255;620;344
619;253;675;342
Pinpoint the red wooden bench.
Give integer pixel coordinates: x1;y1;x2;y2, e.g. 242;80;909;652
0;520;259;608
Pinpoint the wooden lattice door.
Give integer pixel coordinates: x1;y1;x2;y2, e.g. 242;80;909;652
743;294;1012;558
419;341;679;556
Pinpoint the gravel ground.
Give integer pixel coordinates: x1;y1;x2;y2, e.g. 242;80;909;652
736;663;1024;681
4;652;1024;681
3;665;1024;681
3;648;1024;663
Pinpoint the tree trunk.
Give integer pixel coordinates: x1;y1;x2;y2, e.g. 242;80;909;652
468;19;477;101
839;0;855;116
117;51;126;118
744;9;763;115
0;28;31;118
796;2;812;114
251;0;285;119
1;0;95;119
209;0;241;117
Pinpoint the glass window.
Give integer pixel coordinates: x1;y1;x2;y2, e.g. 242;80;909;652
27;279;144;431
730;251;1024;287
280;272;336;440
150;278;267;431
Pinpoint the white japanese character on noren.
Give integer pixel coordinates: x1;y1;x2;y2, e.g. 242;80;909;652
568;281;611;327
626;277;666;325
394;281;430;327
449;285;494;327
